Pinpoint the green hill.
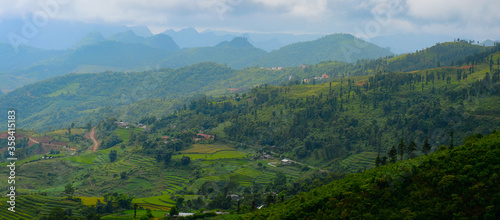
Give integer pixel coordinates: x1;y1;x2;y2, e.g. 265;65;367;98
0;45;499;219
1;35;492;92
259;34;393;67
160;37;268;69
72;31;106;49
246;131;500;219
0;62;293;131
66;41;173;68
1;43;498;133
109;30;180;51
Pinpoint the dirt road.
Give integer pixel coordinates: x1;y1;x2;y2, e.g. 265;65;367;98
88;127;99;151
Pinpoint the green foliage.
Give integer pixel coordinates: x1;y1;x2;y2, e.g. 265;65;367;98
109;150;118;162
3;43;497;133
181;156;191;166
64;183;74;196
152;56;500;171
259;34;393;66
246;132;500;219
170;205;179;216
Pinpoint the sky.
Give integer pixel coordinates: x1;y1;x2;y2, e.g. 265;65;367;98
0;0;499;40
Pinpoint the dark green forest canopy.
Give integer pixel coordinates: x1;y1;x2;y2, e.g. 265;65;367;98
245;131;500;219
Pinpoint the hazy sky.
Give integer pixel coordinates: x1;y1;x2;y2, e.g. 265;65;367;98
1;0;499;40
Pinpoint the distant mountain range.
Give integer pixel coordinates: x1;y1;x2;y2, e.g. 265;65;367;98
162;27;323;51
0;19;153;50
1;41;492;131
0;32;393;91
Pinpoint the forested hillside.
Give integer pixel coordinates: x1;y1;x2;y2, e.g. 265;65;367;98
1;33;393;91
0;43;499;219
0;62;298;131
259;34;393;67
246;131;500;219
159;37;268;69
0;42;497;134
147;53;500;170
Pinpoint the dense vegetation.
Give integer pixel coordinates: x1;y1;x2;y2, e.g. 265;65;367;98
0;41;499;219
1;41;494;133
246;131;500;219
160;37;268;69
259;34;392;67
1;33;390;90
146;50;500;171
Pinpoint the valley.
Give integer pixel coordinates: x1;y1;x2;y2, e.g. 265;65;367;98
0;37;499;219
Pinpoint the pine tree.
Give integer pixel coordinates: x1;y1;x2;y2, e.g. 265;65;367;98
450;131;454;149
422;136;431;155
388;145;397;163
407;141;417;159
398;139;406;161
375;153;381;167
381;156;388;165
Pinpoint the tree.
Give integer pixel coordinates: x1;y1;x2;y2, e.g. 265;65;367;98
450;131;454;149
134;204;138;219
109;150;117;162
120;171;127;179
144;209;153;219
388;145;397;163
170;205;179;216
48;207;65;220
86;121;92;131
116;194;133;209
381;156;388;165
398;139;406;161
105;199;114;213
274;171;287;191
375;153;381;167
164;152;172;166
265;193;275;207
422;136;431;155
407;141;417;159
181;155;191;166
64;183;74;196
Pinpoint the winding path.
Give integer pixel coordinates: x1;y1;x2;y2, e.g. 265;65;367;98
29;137;39;144
88;127;99;151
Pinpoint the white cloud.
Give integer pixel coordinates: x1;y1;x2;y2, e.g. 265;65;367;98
406;0;500;23
0;0;498;39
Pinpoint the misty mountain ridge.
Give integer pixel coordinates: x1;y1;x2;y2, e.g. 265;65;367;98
0;33;394;91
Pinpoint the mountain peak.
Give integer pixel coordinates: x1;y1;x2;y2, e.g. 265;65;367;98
72;31;105;49
144;34;180;51
110;30;144;44
216;37;254;48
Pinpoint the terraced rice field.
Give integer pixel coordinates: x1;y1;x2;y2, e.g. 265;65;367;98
340;152;378;172
233;167;262;186
181;144;235;154
175;150;248;160
131;172;189;211
0;195;85;219
254;166;302;185
68;153;96;164
77;196;105;206
101;210;169;219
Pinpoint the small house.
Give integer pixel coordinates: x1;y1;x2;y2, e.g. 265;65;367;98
281;158;291;165
229;194;239;200
197;133;214;140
